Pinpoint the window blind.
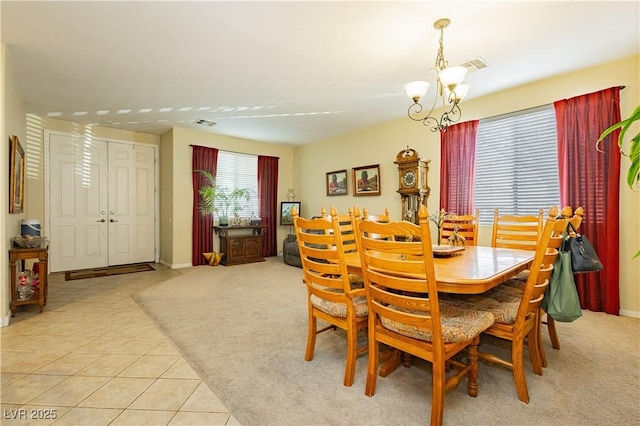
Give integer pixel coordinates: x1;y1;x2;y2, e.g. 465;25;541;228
473;105;560;224
216;151;259;217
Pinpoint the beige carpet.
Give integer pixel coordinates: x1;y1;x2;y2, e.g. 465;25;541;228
65;263;155;281
133;258;640;425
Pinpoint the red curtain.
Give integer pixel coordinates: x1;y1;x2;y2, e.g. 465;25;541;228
554;87;621;314
192;145;219;266
439;120;479;214
258;155;279;257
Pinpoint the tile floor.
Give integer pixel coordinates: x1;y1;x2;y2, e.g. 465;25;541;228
1;264;240;425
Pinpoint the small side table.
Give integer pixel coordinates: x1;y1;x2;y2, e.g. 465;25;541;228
9;245;49;317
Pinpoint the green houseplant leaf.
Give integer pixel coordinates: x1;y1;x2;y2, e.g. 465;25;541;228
598;104;640;258
597;104;640;189
196;170;255;219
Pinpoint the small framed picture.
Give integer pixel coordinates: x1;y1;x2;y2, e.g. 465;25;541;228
280;201;301;225
9;135;25;214
326;169;348;196
353;164;380;196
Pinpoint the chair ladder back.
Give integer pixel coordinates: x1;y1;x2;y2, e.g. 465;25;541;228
362;207;394;240
321;206;358;253
440;209;480;246
491;208;544;251
518;207;569;322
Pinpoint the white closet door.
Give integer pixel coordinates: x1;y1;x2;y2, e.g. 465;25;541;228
108;142;156;266
48;134;156;272
49;134;109;272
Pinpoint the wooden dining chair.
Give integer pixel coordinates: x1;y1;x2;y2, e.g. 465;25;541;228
320;206;358;253
292;206;368;387
362;207;390;223
361;207;393;240
440;209;480;246
355;205;495;426
491;208;544;251
448;207;569;403
503;206;584;367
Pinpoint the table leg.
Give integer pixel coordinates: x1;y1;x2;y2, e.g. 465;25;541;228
379;348;403;377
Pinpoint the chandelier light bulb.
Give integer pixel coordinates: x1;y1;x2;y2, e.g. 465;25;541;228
438;66;467;88
405;81;430;103
446;84;470;102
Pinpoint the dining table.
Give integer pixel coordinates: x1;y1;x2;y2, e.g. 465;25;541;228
343;245;535;294
342;245;535;376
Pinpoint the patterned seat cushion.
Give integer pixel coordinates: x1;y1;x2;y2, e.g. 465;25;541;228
510;270;530;283
348;274;365;289
379;301;494;343
310;293;368;318
449;287;521;325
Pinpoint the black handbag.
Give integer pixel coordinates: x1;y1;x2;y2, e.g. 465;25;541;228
565;222;603;273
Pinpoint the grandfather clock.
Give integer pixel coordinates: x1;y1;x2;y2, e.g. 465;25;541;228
394;146;430;224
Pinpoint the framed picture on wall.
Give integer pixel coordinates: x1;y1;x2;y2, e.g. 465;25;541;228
352;164;380;196
9;135;25;214
280;201;301;225
326;169;348;196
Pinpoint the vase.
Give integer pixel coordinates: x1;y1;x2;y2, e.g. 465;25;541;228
219;216;229;227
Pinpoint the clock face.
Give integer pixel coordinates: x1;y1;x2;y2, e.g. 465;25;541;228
402;170;416;188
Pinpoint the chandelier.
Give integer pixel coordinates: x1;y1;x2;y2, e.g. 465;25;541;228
405;18;469;132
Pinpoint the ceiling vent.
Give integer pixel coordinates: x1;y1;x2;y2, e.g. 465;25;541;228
461;56;489;71
194;119;216;127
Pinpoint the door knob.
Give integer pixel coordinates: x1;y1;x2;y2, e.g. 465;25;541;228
97;219;106;222
110;219;119;223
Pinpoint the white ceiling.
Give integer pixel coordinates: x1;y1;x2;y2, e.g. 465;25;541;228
1;1;639;145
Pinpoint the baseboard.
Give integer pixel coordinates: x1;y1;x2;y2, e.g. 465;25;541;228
159;259;193;269
1;312;10;328
619;309;640;318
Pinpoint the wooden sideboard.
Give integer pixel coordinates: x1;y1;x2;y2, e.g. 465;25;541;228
213;225;268;266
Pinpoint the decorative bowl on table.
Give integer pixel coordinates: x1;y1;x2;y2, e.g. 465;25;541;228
13;235;47;248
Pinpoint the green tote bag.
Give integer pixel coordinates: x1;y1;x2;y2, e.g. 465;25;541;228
541;250;582;322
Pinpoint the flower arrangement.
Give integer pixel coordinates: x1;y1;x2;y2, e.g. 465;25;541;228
428;209;455;245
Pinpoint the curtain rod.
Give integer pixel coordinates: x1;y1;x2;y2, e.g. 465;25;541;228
189;144;251;156
481;86;626;124
189;145;279;159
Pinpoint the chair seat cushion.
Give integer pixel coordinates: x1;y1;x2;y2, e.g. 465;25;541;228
348;274;364;289
501;278;526;291
310;293;368;318
511;270;530;283
448;287;521;325
379;301;494;343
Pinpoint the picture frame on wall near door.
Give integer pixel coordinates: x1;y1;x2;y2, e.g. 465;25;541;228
9;135;25;214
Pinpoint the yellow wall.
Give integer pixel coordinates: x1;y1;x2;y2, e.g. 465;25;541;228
1;43;26;324
159;129;175;266
295;55;640;316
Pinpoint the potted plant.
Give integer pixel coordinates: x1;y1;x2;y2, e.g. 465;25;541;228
197;170;255;226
